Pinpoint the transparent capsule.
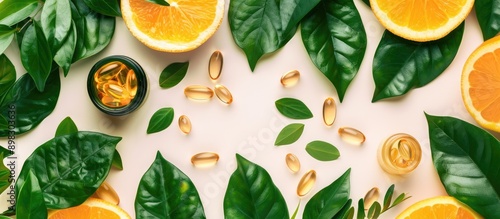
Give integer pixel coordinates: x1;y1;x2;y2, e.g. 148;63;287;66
363;187;379;210
323;97;336;126
125;69;138;97
115;66;130;86
280;70;300;87
92;181;120;205
338;127;365;145
94;62;121;83
104;83;130;100
208;50;223;81
214;84;233;104
285;153;300;173
297;170;316;197
191;152;219;168
184;85;214;100
178;115;192;134
397;140;412;161
101;95;122;108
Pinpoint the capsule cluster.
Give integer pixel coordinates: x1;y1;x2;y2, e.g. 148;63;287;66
94;61;138;108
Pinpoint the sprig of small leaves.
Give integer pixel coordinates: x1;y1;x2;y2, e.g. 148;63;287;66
347;184;410;219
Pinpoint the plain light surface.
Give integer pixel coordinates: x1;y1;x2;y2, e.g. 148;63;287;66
1;1;491;218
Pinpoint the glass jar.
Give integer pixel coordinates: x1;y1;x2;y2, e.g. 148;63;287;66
377;133;422;175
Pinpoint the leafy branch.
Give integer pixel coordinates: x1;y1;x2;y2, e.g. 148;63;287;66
348;184;411;219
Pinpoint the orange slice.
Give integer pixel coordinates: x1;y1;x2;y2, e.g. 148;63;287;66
48;198;131;219
121;0;224;52
462;35;500;132
370;0;474;42
396;196;483;219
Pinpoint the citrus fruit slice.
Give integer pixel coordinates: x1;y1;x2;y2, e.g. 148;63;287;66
369;0;474;42
396;196;483;219
121;0;224;52
462;35;500;132
48;198;131;219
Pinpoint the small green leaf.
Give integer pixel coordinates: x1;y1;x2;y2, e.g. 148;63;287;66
83;0;122;17
112;150;123;170
146;0;170;6
16;170;47;219
0;146;12;194
332;199;353;219
55;116;78;137
0;54;16;96
0;25;15;55
390;193;410;209
54;23;77;76
291;201;300;219
147;107;174;134
275;97;313;119
356;199;365;219
41;0;72;51
343;207;354;219
0;0;38;26
275;123;304;146
382;184;395;211
159;62;189;89
305;140;340;161
475;0;500;40
367;202;381;219
21;21;53;92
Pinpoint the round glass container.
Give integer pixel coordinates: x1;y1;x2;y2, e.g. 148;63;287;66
377;133;422;175
87;55;148;116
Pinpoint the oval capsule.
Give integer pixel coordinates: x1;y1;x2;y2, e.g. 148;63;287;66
323;97;336;126
285;153;300;173
297;170;316;197
92;181;120;205
280;70;300;87
178;115;192;134
191;152;219;168
363;187;380;210
338;127;366;145
214;84;233;104
208;50;223;81
184;85;214;100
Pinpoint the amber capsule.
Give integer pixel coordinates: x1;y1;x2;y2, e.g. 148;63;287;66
363;187;379;210
103;83;130;99
101;95;121;108
322;97;336;126
214;84;233;104
94;62;121;83
280;70;300;87
125;69;138;97
285;153;300;173
208;50;223;81
92;181;120;205
297;170;316;197
338;127;366;145
378;133;422;175
191;152;219;168
115;66;130;86
178;115;192;134
184;85;214;100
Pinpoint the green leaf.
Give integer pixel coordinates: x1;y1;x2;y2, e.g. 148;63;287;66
343;207;354;219
41;0;72;51
0;54;15;96
475;0;500;40
301;0;367;102
112;149;123;170
382;184;394;211
16;170;47;219
0;70;60;137
55;116;78;137
54;22;76;76
291;201;300;219
367;202;381;219
303;169;350;219
70;0;115;63
15;18;31;50
305;140;340;161
275;123;304;146
0;146;12;194
332;199;353;219
83;0;122;17
361;0;370;7
356;199;365;219
147;107;174;134
146;0;170;6
135;151;205;218
426;114;500;219
275;97;313;119
390;193;409;209
159;62;189;89
0;25;15;55
0;0;38;26
372;23;464;102
224;154;289;218
279;0;321;45
16;131;121;209
21;21;53;92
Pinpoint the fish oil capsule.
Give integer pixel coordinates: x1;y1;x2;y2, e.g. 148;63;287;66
363;187;379;210
397;140;412;161
297;170;316;197
94;62;121;83
178;115;192;134
323;97;336;126
338;127;365;145
378;133;422;175
101;95;121;108
280;70;300;87
214;84;233;104
285;153;300;173
208;50;223;81
104;83;130;99
92;181;120;205
184;85;214;100
125;69;138;97
191;152;219;168
115;66;130;86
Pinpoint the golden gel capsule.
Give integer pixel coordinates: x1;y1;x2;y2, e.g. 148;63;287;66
92;181;120;205
363;187;379;210
178;115;192;134
94;62;121;83
285;153;300;173
297;170;316;197
323;97;336;126
101;95;122;108
184;85;214;100
209;50;223;81
191;152;219;168
116;66;130;86
214;84;233;104
280;70;300;87
338;127;366;145
125;69;138;97
378;133;422;175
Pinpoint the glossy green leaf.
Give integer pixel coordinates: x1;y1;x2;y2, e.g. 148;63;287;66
41;0;72;51
367;202;381;219
0;146;12;195
301;0;367;102
0;25;15;55
332;199;352;219
15;18;31;50
159;62;189;89
382;184;394;211
0;54;15;96
372;23;464;102
224;154;289;219
55;116;78;137
16;170;47;219
54;23;76;76
356;199;365;219
0;216;11;219
279;0;321;45
0;70;60;137
275;97;313;119
16;131;120;209
146;0;170;6
343;207;354;219
390;193;409;209
83;0;122;17
135;151;205;218
305;140;340;161
475;0;500;40
275;123;304;146
21;21;53;92
426;114;500;219
147;107;174;134
303;168;350;219
70;0;115;63
0;0;38;26
112;149;123;170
